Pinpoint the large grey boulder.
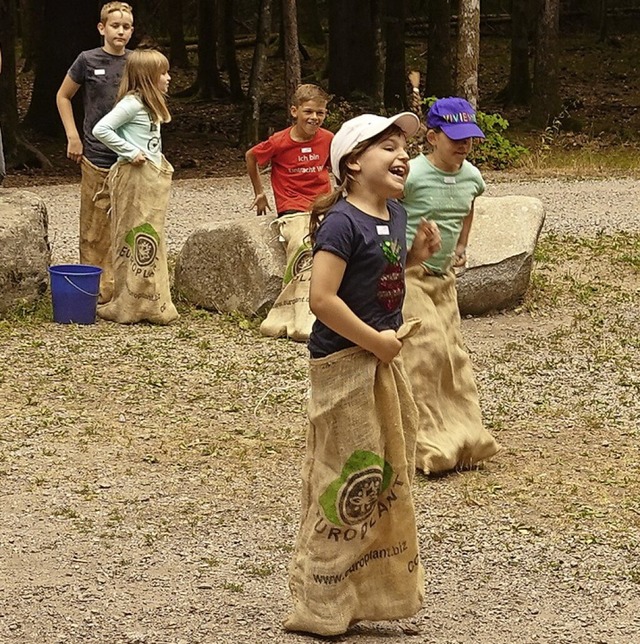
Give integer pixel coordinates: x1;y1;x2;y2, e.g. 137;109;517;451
457;195;545;315
177;195;544;319
174;217;285;315
0;190;51;317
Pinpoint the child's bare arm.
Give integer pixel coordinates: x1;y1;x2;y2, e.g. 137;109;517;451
56;75;83;164
245;149;272;216
454;203;475;266
310;251;402;363
407;218;441;267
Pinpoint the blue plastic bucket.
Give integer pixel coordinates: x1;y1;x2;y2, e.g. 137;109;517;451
48;264;103;324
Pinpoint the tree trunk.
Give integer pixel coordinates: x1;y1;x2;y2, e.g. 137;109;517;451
166;0;190;69
296;0;324;46
18;0;43;73
530;0;561;127
23;0;98;136
499;0;531;105
196;0;229;100
372;0;385;111
384;0;407;111
129;0;153;47
328;0;376;98
240;0;272;148
426;0;453;98
328;0;350;97
455;0;480;107
282;0;301;109
221;0;243;101
0;0;50;168
586;0;607;39
598;0;608;41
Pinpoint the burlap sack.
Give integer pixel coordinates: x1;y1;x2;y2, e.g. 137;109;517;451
402;266;500;474
80;157;114;303
285;320;424;636
98;157;178;325
259;212;314;342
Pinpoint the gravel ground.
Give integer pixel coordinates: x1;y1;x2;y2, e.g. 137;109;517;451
1;176;639;643
19;175;640;263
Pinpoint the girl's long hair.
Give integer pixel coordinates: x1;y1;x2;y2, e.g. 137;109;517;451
117;48;171;124
309;124;405;243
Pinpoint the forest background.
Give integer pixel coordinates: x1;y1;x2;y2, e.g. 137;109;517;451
0;0;640;183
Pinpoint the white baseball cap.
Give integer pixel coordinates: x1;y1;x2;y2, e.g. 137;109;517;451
330;112;420;182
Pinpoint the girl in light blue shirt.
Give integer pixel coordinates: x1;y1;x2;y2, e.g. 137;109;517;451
91;48;178;325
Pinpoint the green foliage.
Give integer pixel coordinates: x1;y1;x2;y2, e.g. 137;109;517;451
422;96;528;170
472;111;529;169
4;294;52;324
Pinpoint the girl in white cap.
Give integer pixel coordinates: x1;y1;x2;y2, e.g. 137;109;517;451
284;113;440;636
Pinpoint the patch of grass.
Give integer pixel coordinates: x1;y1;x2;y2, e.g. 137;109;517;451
201;556;219;568
221;581;243;593
4;295;53;324
524;232;640;314
53;506;80;519
220;310;263;331
239;562;275;578
515;136;640;178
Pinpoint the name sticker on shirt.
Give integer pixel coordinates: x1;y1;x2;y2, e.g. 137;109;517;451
301;147;312;153
444;176;456;184
376;225;390;235
94;69;106;76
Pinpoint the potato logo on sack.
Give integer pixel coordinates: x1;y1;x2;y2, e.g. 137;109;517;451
319;450;394;527
125;223;160;268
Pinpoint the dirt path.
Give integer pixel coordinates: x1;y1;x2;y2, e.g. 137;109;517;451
17;174;640;263
1;178;639;643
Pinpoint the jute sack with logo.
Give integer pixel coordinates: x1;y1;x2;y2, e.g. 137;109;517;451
79;157;114;303
402;266;500;474
98;157;179;325
284;320;424;637
259;212;314;342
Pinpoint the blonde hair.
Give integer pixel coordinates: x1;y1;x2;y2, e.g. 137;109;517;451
117;49;171;124
309;124;404;243
100;2;133;24
293;84;331;107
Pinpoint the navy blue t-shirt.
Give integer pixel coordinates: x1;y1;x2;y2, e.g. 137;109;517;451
308;198;408;358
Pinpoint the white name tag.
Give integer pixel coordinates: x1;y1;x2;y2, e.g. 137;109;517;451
376;225;390;235
94;69;106;76
444;176;456;184
301;146;312;153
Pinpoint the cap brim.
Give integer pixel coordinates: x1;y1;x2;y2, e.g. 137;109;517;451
441;122;485;139
387;112;421;139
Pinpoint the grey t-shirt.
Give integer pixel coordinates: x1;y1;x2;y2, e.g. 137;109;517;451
67;47;130;167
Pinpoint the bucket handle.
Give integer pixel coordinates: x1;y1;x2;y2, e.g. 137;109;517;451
64;275;100;298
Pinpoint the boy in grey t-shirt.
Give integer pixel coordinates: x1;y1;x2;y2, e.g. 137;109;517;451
55;2;134;302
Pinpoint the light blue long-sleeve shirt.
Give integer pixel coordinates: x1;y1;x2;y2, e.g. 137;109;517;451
92;94;163;167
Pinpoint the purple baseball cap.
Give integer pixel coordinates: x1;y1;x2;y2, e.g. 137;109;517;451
426;97;485;140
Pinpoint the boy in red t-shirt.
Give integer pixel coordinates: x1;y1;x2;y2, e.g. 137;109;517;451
246;84;333;217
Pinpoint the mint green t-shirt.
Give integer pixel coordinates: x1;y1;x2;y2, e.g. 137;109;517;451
402;154;485;274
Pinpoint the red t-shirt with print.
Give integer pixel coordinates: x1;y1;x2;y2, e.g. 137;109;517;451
250;126;333;213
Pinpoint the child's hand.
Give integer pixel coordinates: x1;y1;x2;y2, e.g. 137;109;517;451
66;137;83;164
407;218;441;267
373;329;402;364
453;244;467;267
131;153;147;166
251;193;272;217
